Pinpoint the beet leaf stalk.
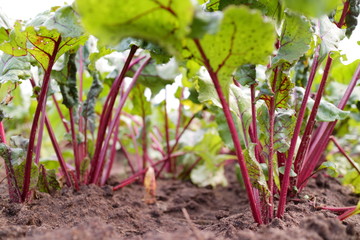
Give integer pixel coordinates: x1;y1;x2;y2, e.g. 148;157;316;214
91;56;151;184
329;136;360;175
78;46;87;164
22;36;62;202
101;119;121;185
249;84;263;163
193;39;262;224
301;63;360;186
156;112;197;178
277;45;320;218
294;57;334;188
140;84;150;170
294;2;350;191
164;90;173;173
29;78;72;188
88;45;138;184
265;66;280;221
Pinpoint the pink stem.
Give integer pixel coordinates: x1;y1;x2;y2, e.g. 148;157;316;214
329;136;360;175
295;56;333;190
140;87;148;170
113;152;186;191
175;88;184;138
78;46;86;163
306;63;360;173
250;84;263;163
101;119;121;185
88;46;138;183
277;45;320;218
30;78;72;187
69;108;80;180
193;39;262;224
156;113;196;178
91;57;151;184
22;36;62;202
164;90;173;173
34;99;47;164
338;207;358;221
320;205;356;213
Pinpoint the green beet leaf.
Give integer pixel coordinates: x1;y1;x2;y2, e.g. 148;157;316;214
0;22;27;57
0;52;31;84
196;73;222;108
206;0;282;20
205;0;221;11
27;6;84;38
233;64;256;86
345;0;360;38
283;0;342;18
127;58;176;96
128;84;152;117
186;132;232;187
0;27;8;44
343;169;360;194
14;160;39;192
310;99;349;122
10;135;29;150
188;7;223;39
190;164;228;187
187;6;275;100
329;59;360;85
212;106;245;149
39;159;60;170
272;13;312;66
37;167;60;194
259;70;294;109
196;76;251;148
0;6;87;70
51;53;79;109
244;143;271;200
273;109;296;152
75;0;194;55
0;10;11;44
1;142;39;193
0;143;22;202
257;105;295;155
318;161;339;178
228;84;252;142
82;72;103;133
88;46;115;72
295;87;349;122
318;16;345;61
117;38;171;64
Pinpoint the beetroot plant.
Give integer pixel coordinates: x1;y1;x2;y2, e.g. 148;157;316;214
0;0;359;226
0;3;200;203
75;0;360;224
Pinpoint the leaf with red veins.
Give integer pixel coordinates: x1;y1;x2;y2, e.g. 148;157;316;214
272;12;312;66
258;105;295;156
0;6;87;70
187;6;275;100
259;70;293;109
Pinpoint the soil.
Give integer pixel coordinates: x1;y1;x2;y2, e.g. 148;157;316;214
0;165;359;240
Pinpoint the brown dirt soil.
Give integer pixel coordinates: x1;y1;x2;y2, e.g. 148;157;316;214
0;165;359;240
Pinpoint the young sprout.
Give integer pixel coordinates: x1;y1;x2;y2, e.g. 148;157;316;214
144;167;156;204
